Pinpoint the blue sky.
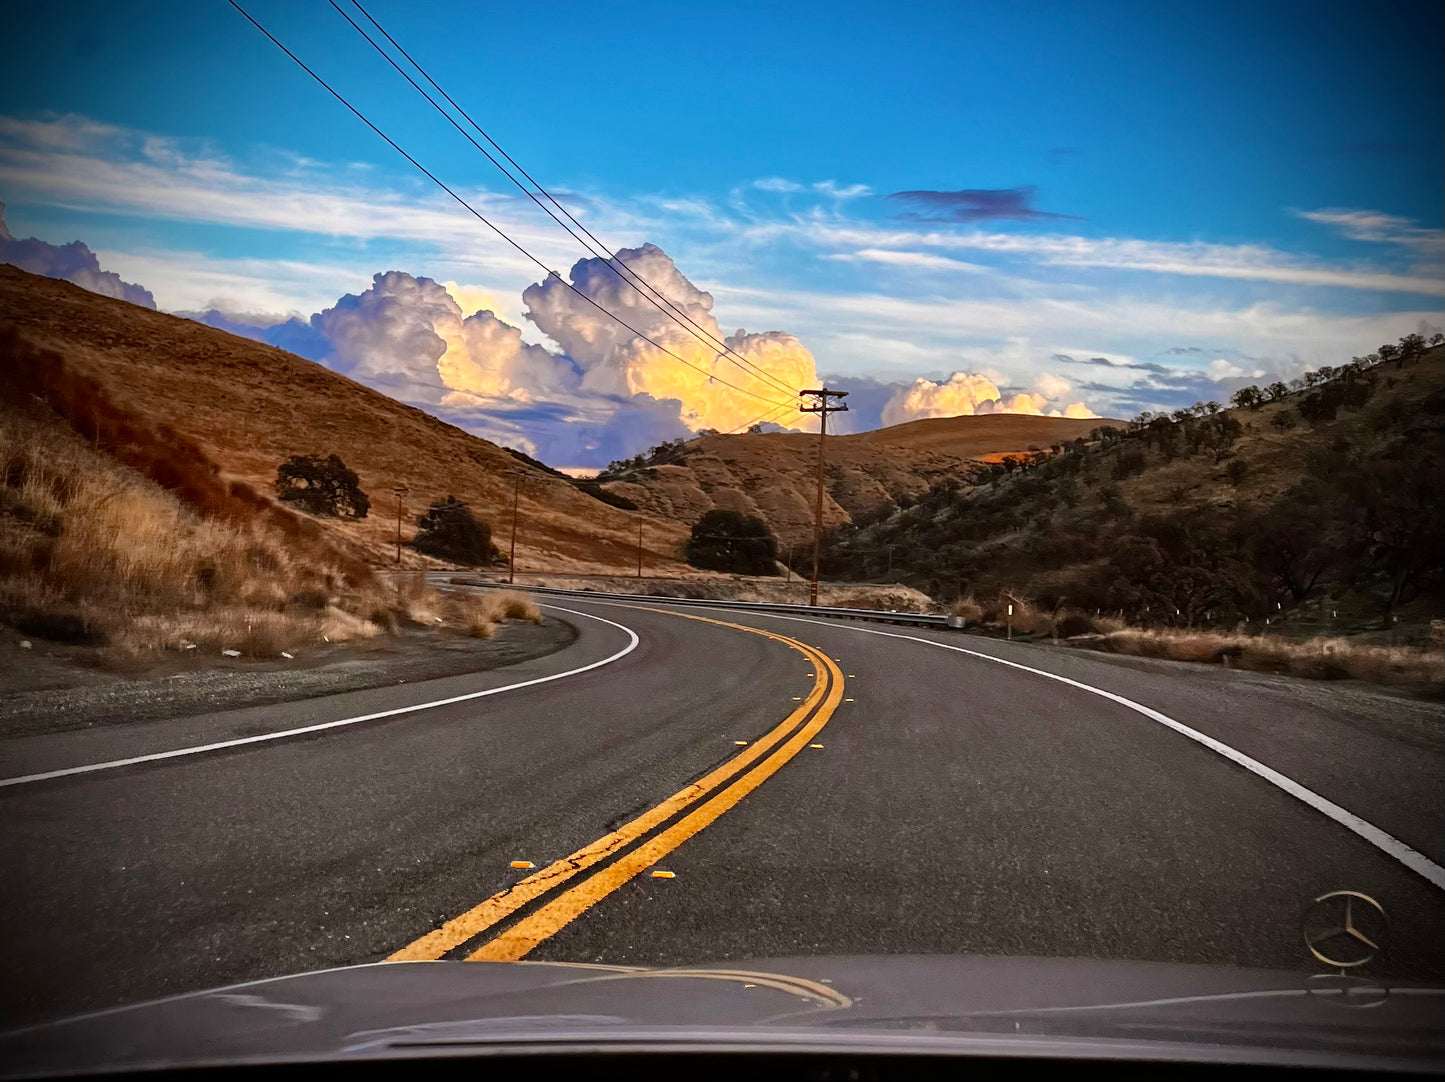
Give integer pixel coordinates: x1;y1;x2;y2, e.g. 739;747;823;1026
1;0;1442;463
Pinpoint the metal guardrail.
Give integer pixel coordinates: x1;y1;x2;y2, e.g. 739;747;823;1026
440;576;959;630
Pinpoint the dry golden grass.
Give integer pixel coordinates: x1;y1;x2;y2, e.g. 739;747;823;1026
0;404;540;657
1099;627;1443;685
951;588;1441;686
440;590;541;638
952;593;1060;634
952;595;984;622
0;405;363;653
491;590;543;623
849;413;1122;455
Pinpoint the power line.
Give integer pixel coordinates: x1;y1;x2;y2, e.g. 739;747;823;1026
226;0;796;412
725;401;801;435
339;0;799;399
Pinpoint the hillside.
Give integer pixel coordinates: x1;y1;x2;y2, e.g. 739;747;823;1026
0;266;691;575
848;413;1109;455
819;338;1445;638
601;413;1117;548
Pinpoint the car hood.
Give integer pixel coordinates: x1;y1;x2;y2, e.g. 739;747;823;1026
3;955;1441;1075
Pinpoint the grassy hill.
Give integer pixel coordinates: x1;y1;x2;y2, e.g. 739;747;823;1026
600;413;1116;549
819;338;1445;640
848;413;1109;455
0;266;691;576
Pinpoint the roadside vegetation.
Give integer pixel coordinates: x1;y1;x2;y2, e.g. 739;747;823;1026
950;594;1443;688
0;332;539;660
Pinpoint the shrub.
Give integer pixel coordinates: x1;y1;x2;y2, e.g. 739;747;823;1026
275;454;369;518
952;595;983;621
494;591;541;622
1270;409;1297;430
685;509;779;575
1224;458;1249;485
414;497;497;566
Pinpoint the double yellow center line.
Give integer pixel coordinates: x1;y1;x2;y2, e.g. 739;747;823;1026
389;607;845;963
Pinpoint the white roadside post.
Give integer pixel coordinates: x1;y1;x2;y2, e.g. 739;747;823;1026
1007;603;1013;641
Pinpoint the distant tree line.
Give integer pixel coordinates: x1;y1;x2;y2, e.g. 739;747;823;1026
597;438;691;481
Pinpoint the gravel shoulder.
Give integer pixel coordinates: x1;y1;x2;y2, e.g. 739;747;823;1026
0;617;576;738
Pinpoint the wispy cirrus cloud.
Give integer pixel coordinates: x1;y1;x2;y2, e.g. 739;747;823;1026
1294;207;1445;260
822;248;987;273
0;114;605;287
758;220;1445;296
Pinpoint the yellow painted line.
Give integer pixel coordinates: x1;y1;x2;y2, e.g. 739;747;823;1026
468;647;845;962
387;609;836;963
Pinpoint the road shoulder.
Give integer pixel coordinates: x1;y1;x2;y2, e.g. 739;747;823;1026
0;617;577;738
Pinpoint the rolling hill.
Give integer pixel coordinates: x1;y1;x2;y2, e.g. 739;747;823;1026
600;413;1116;548
0;265;691;576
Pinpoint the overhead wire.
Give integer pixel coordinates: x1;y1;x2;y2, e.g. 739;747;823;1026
338;0;799;398
226;0;797;412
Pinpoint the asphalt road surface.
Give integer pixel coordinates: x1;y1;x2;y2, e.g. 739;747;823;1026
3;592;1443;1026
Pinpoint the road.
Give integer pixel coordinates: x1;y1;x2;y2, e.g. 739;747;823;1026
2;592;1443;1025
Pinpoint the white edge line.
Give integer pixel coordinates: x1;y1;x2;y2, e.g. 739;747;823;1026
0;605;638;790
730;609;1445;893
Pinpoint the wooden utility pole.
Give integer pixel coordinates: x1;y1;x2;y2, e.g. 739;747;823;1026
392;486;409;566
636;520;644;578
799;388;849;605
508;472;522;585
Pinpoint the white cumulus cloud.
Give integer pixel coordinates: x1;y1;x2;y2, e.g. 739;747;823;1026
1033;372;1073;399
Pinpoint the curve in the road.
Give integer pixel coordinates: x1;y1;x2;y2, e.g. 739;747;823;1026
389;605;846;964
743;611;1445;893
0;605;638;790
